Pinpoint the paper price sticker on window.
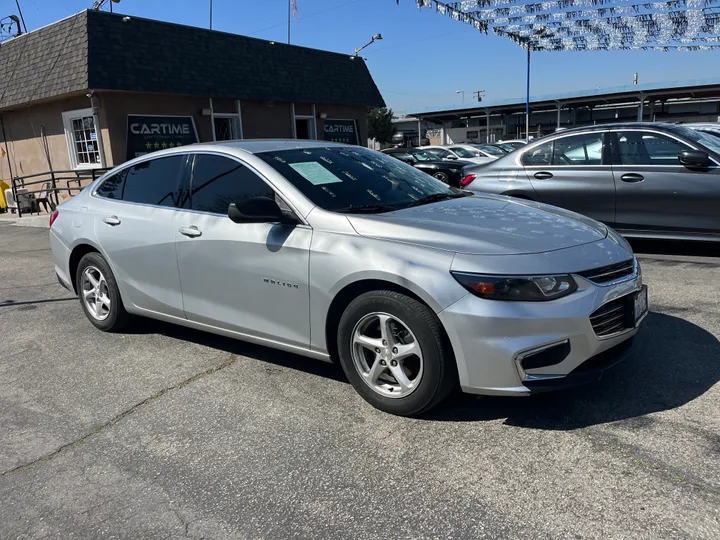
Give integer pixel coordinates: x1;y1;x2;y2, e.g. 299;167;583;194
289;162;344;186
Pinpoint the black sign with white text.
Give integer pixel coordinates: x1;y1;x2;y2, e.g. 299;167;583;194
323;119;359;145
126;115;199;161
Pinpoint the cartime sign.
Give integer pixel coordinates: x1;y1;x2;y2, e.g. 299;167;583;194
323;119;359;145
126;115;199;160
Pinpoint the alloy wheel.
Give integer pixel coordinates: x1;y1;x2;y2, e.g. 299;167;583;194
351;312;424;398
81;266;111;321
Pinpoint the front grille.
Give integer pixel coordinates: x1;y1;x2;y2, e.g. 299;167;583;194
578;259;635;284
590;295;633;337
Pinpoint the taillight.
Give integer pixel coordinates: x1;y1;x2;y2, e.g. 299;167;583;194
460;174;477;188
49;210;59;227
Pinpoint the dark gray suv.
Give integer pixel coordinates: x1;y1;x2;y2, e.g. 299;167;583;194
461;122;720;242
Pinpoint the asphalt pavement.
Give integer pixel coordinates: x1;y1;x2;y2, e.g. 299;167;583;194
1;223;718;539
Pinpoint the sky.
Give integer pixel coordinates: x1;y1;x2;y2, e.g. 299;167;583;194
11;0;720;115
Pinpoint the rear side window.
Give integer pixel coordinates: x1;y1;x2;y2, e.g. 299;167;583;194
96;155;186;207
187;154;275;214
552;133;604;165
95;170;126;199
122;156;186;207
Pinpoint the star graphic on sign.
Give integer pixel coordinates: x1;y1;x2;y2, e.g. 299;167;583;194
168;142;175;148
161;142;168;149
145;142;152;149
153;142;160;149
175;142;182;147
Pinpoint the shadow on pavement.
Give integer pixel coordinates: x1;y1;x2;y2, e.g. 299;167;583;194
427;312;720;429
630;238;720;258
125;312;718;429
125;318;349;384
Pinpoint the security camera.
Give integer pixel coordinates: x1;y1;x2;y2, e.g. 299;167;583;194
122;16;131;22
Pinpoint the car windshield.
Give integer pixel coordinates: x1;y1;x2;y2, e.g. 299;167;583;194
451;147;478;158
672;125;720;156
474;144;506;156
257;146;459;213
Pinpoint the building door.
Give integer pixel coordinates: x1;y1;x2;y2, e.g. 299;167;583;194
214;116;241;141
295;116;316;140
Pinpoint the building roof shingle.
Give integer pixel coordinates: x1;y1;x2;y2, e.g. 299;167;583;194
0;10;385;111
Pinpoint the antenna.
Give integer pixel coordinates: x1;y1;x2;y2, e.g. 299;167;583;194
473;90;486;102
93;0;121;12
14;1;27;33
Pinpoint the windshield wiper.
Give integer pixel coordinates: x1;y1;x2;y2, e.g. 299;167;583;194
405;192;469;208
336;203;398;214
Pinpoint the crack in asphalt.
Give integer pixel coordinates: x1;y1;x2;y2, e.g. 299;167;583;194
0;354;238;477
580;426;720;500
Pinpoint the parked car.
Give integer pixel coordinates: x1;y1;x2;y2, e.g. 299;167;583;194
381;147;473;186
492;142;519;153
419;145;495;165
50;141;647;416
497;139;529;149
461;122;720;242
471;143;508;157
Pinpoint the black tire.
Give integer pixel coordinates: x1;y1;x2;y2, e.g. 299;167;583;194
433;171;450;184
337;290;457;416
75;252;131;332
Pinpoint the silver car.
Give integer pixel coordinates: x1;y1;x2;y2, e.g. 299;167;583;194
50;141;648;416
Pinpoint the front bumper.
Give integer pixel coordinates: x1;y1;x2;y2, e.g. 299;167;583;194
438;268;645;396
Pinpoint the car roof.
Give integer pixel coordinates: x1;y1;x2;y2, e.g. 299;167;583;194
188;139;351;154
543;122;682;135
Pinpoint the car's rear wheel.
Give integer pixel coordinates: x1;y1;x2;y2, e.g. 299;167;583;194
337;290;457;416
75;252;131;332
433;171;450;184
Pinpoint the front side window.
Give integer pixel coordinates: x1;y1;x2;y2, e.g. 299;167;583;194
407;150;439;162
187;154;275;214
616;131;690;165
62;108;102;169
257;146;456;213
552;133;604;165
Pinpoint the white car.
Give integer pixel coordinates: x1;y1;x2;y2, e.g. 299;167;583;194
420;145;495;165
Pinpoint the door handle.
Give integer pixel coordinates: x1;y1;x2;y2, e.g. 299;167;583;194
621;173;644;183
179;226;202;238
534;171;554;180
102;216;121;226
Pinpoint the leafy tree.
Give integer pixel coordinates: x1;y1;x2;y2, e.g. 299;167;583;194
367;107;396;145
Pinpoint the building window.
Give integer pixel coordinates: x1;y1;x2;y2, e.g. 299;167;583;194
214;115;241;141
292;103;317;140
62;108;103;169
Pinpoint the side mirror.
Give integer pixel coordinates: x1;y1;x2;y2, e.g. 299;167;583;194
446;155;458;160
228;196;297;224
678;149;710;168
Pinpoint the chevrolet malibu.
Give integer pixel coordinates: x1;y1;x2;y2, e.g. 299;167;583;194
50;141;648;416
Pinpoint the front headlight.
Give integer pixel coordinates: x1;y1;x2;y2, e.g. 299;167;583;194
452;272;578;301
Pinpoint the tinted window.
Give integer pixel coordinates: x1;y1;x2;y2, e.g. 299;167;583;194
386;151;414;163
96;170;127;200
522;141;553;166
120;156;186;207
425;148;453;159
616;131;690;165
257;146;456;213
475;144;505;157
189;154;274;214
552;133;604;165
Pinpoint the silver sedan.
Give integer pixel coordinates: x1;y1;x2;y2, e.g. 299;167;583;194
50;141;647;416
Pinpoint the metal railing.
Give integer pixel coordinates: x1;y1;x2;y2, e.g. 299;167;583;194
8;167;111;218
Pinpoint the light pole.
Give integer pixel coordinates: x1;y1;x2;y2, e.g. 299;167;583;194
456;90;465;104
354;33;383;56
507;28;554;141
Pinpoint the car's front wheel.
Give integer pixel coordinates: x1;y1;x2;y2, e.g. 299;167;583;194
337;290;457;416
75;252;131;332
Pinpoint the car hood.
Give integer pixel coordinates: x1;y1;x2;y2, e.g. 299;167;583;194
346;195;608;255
